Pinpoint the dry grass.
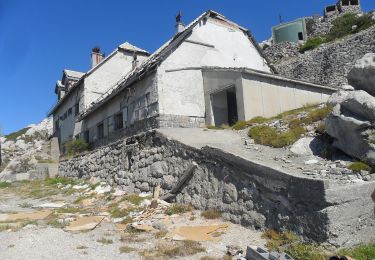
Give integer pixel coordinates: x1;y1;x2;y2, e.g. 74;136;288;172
165;204;193;215
121;232;148;243
97;237;113;245
119;245;136;253
201;210;222;219
141;240;205;259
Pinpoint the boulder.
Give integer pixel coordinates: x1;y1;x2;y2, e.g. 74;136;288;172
348;53;375;96
290;137;323;156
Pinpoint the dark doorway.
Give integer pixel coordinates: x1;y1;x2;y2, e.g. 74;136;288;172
211;87;238;127
227;90;238;126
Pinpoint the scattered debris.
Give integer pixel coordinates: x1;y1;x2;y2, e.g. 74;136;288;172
65;216;104;232
166;223;229;242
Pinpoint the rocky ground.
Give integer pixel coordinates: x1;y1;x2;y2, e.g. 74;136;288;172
0;118;54;179
0;177;265;260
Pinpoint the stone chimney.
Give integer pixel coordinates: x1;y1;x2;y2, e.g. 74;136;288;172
132;52;139;70
175;11;185;33
91;46;104;68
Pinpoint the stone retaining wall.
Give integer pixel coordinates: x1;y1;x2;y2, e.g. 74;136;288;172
59;130;375;246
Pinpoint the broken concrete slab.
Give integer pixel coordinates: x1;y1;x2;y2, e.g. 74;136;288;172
34;202;67;209
65;216;104;232
0;210;52;222
167;223;229;242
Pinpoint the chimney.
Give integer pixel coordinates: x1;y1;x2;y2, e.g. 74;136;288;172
175;11;185;33
132;52;139;70
91;46;104;68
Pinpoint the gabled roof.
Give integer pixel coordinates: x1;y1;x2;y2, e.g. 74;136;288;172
48;42;149;116
118;42;149;55
63;69;85;80
77;10;274;121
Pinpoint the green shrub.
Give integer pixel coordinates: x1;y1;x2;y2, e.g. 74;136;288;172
201;210;222;219
247;116;269;124
248;125;305;148
338;243;375;260
0;182;11;189
300;37;326;53
326;13;374;41
305;106;332;122
348;162;372;172
286;243;327;260
65;139;89;156
232;121;248;130
5;127;31;141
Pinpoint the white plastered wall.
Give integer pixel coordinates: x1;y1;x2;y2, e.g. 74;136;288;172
157;17;271;119
84;50;148;109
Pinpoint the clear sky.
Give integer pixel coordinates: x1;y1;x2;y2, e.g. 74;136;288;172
0;0;374;135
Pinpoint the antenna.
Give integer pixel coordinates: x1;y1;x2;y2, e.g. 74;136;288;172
279;14;283;24
176;10;182;23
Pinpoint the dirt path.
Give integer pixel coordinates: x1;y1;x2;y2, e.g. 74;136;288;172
0;178;265;260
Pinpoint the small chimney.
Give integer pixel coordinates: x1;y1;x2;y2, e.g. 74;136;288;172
91;46;104;68
132;52;139;70
175;11;185;33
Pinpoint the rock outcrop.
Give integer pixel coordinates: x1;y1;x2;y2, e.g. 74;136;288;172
348;53;375;96
326;53;375;166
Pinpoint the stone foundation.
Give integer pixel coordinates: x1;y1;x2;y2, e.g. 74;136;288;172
59;130;375;246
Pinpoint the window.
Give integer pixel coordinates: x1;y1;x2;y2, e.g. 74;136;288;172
114;112;123;130
68;108;72;115
298;32;304;41
84;130;89;143
97;123;104;139
74;103;79;116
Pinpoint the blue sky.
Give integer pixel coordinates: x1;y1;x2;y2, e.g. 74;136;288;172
0;0;374;135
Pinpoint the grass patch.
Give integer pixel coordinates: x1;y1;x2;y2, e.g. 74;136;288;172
262;230;327;260
247;116;269;124
97;238;113;245
77;245;88;250
206;125;222;130
338;243;375;260
110;207;132;218
201;210;222;219
119;245;136;253
348;162;372;172
125;194;145;206
65;139;89;156
232;121;248;130
165;204;193;215
0;182;11;189
248;125;305;148
154;230;168;239
300;37;326;53
18;202;33;208
142;240;205;259
57;207;85;214
45;177;77;186
5;127;30;141
121;232;147;243
47;218;66;228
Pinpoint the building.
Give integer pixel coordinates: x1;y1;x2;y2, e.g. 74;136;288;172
49;43;150;153
51;10;335;151
272;18;307;44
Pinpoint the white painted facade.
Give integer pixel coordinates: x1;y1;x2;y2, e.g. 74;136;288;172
51;44;149;151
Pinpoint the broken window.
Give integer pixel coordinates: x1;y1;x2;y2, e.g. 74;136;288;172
84;130;89;143
74;103;79;116
97;123;104;139
68;108;72;116
341;0;349;6
350;0;358;5
325;5;336;12
114;112;123;130
298;32;304;40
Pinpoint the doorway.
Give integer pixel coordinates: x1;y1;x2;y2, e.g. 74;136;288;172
211;87;238;126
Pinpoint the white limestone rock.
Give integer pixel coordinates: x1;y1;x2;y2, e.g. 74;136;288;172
290;137;323;156
348;53;375;96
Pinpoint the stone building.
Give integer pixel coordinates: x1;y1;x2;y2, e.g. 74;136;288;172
49;43;150;153
50;10;335;151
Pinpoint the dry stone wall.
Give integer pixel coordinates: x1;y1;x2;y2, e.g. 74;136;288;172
59;130;375;246
273;26;375;88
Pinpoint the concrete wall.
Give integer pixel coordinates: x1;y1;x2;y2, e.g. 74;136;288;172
241;73;333;119
202;70;334;125
84;50;148;108
157;17;271;119
58;130;375;247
